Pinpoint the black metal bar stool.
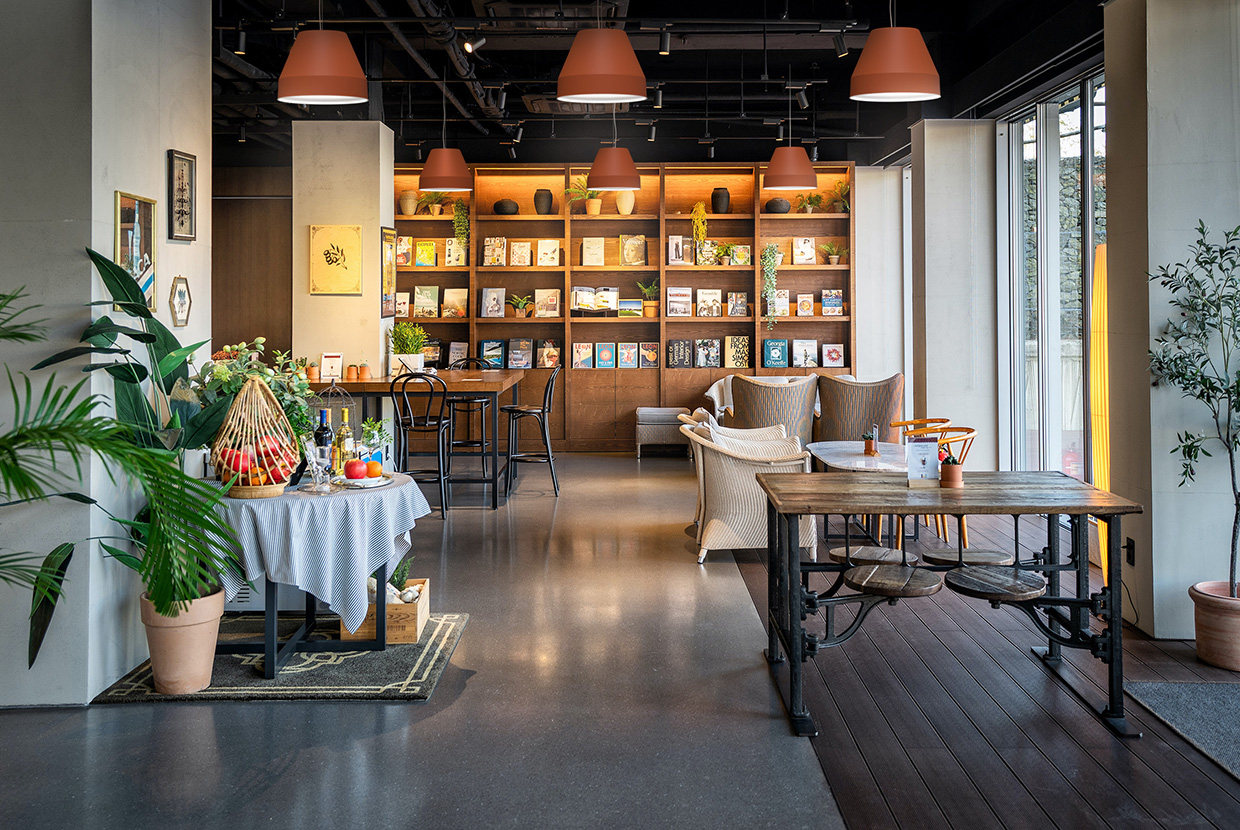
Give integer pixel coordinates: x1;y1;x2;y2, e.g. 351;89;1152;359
501;366;560;496
389;372;451;516
445;357;494;477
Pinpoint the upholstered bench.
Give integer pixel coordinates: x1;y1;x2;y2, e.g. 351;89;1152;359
636;407;691;458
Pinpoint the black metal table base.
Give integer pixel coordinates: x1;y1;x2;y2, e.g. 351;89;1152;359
216;564;389;679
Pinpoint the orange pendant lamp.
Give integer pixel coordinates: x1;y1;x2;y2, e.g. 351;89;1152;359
763;146;818;191
557;29;647;103
278;30;368;105
588;147;641;191
419;149;472;192
849;26;940;102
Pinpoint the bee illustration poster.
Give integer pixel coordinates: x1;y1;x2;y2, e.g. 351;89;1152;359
309;224;363;295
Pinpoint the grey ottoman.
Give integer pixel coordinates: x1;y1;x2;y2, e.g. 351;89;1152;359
636;406;691;459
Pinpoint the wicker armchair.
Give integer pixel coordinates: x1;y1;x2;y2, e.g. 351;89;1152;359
729;374;818;445
678;411;789;533
814;373;905;444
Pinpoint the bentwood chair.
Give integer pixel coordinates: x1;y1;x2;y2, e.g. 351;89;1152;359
501;366;561;496
446;357;494;477
729;374;817;445
389;373;451;516
903;426;983;550
892;418;953;540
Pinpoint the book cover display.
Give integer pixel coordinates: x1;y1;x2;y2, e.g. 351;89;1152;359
481;287;506;317
572;342;594;368
447;341;468;365
667;235;685;265
770;289;790;317
619;235;647;266
763;339;788;368
732;245;752;266
791;339;819;368
581;237;605;266
724;335;750;369
792;237;816;265
797;293;814;316
666;286;693;317
395;292;410;317
822;343;845;368
571;286;596;311
537;339;561;368
537;239;560;266
508;338;533;369
412;285;439;318
821;289;845;316
479;339;504;367
482;237;507;266
694;239;717;266
396;236;414;267
415;240;437;267
728;292;748;316
696;288;722;317
667;339;692;368
639;342;659;368
441;287;468;318
445;237;466;266
535;288;561;317
695;339;721;368
617;342;639;369
510;241;532;266
618;299;642;317
595;287;619;311
596;342;617;369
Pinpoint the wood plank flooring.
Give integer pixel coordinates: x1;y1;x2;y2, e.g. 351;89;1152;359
735;513;1240;829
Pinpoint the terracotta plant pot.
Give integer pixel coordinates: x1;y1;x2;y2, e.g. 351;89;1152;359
140;588;225;695
1189;581;1240;670
615;190;636;215
863;439;879;457
345;366;359;381
305;367;320;382
940;463;963;488
513;306;530;318
828;255;841;265
428;204;444;216
585;198;602;215
642;300;659;318
358;366;372;380
719;256;731;266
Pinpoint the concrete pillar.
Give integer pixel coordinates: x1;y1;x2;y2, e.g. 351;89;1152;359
854;167;908;386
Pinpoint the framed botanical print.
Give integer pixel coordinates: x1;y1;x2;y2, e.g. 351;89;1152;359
380;226;397;318
169;275;192;327
167;150;196;241
309;224;363;295
115;191;157;310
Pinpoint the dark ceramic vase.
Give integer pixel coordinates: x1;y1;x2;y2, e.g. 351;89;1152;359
711;187;730;215
493;199;519;215
764;197;792;214
533;189;554;215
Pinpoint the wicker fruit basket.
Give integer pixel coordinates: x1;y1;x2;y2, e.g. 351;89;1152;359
211;377;301;499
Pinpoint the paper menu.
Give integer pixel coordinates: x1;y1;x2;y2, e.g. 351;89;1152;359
906;437;941;488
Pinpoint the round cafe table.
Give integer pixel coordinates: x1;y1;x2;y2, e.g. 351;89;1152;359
806;441;908;548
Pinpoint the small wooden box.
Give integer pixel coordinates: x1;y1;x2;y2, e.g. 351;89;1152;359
340;578;429;644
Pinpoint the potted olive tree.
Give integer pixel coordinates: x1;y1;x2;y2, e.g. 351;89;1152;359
1149;221;1240;670
391;321;427;373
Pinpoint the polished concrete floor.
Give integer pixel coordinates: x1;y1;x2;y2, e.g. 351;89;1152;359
0;454;841;830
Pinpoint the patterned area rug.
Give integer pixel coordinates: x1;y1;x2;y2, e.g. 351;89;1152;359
1128;681;1240;780
93;613;467;703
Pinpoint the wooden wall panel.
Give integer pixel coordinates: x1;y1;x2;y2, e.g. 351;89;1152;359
614;368;660;440
211;197;292;355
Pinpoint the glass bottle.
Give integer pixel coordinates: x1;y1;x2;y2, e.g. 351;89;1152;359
335;407;355;467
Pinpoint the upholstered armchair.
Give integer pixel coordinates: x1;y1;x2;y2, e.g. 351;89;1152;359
728;374;818;445
678;410;788;532
814;373;905;444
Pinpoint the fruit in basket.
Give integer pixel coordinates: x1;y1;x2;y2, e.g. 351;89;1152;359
344;459;368;479
219;448;253;474
366;460;383;477
268;463;290;484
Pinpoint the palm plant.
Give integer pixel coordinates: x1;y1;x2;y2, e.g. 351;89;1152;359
563;176;601;208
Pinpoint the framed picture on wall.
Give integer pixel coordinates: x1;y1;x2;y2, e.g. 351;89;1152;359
167;150;196;241
380;226;397;318
309;224;363;295
168;275;192;327
114;191;157;310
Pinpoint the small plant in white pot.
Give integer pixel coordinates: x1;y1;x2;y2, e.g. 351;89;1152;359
1149;221;1240;670
391;321;427;373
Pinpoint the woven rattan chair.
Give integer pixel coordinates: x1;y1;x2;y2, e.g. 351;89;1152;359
814;373;905;444
729;374;817;445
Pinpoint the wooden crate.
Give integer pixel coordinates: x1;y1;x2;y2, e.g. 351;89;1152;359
340;578;429;644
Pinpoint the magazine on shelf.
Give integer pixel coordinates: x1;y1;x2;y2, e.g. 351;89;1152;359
763;339;788;368
792;237;816;265
447;341;468;366
639;342;659;368
479;339;504;367
696;288;722;317
412;285;439;318
572;342;594;369
537;239;560;266
728;292;748;316
666;286;693;317
570;286;596;311
822;343;845;368
441;287;468;318
733;245;752;266
581;237;605;266
421;339;442;368
617;299;642;317
694;239;717;266
481;287;506;318
415;240;437;267
695;339;721;368
770;289;790;317
535;288;561;318
595;286;619;311
396;236;414;267
821;289;845;316
445;237;466;267
619;234;647;266
797;293;815;316
482;237;507;267
667;235;685;265
395;292;410;317
667;339;692;369
792;339;819;368
596;342;617;369
508;338;533;369
617;342;639;369
724;336;750;369
537;339;561;368
510;241;532;267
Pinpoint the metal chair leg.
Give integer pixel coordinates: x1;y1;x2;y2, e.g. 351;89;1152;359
540;413;558;496
436;425;449;517
506;414;518;496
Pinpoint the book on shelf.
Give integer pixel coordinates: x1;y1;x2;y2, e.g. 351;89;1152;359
447;341;468;366
537;239;559;266
792;339;819;368
797;293;815;316
792;237;816;265
537;339;561;368
396;236;414;267
821;289;845;316
617;299;642;317
479;339;504;367
482;237;507;267
445;237;466;267
822;343;845;368
415;240;437;267
639;342;659;369
725;335;750;369
666;286;693;317
596;342;617;369
619;234;647;266
763;339;788;369
666;339;692;369
727;292;748;316
534;288;561;318
481;287;506;318
617;342;639;369
696;288;722;317
581;237;605;266
572;342;594;369
570;286;596;311
667;235;685;265
422;339;442;368
770;289;790;317
395;292;410;317
509;241;532;267
695;339;721;368
694;239;717;266
733;245;752;266
508;338;533;369
441;287;468;318
595;286;619;311
412;285;439;318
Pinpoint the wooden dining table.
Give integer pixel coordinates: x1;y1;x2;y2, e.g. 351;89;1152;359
756;471;1143;738
311;370;525;509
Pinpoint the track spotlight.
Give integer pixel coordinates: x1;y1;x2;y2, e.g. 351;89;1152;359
236;29;247;55
777;124;784;141
833;34;849;58
659;30;671;55
497;88;507;109
508;145;517;159
238;125;246;143
464;37;486;53
653;87;662;108
811;144;819;161
648;124;656;141
796;89;809;109
514;125;523;143
707;145;715;159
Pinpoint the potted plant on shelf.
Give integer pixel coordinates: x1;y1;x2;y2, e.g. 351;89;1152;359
939;448;963;488
819;241;847;265
358;360;372;380
452;198;470;252
1149;221;1240;670
305;360;320;382
795;193;825;214
416;191;447;216
637;278;660;317
391;320;428;373
829;180;851;213
716;242;738;266
564;176;603;215
507;294;533;318
345;364;359;381
761;243;781;330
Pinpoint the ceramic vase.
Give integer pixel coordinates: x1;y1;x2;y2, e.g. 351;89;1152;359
493;199;519;215
1190;582;1240;670
140;588;225;695
398;191;418;216
615;190;636;215
711;187;730;214
534;189;554;215
764;197;792;214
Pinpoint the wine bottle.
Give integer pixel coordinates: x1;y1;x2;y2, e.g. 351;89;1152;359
314;409;334;449
334;407;355;468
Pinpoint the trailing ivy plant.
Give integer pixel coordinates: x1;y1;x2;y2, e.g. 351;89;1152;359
452;198;470;247
1149;221;1240;597
760;243;781;330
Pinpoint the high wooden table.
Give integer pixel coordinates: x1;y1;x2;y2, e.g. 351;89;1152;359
311;370;525;509
756;471;1143;738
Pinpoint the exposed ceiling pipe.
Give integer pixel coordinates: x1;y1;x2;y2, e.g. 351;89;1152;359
401;0;506;122
361;0;491;135
213;50;312;121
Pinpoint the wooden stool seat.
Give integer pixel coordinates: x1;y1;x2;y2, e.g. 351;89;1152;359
843;565;943;598
828;546;919;565
945;565;1047;602
920;548;1015;567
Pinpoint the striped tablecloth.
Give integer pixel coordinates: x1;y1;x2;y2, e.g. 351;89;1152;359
213;474;431;632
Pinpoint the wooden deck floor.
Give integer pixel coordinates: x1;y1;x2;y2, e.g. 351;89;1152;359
736;513;1240;829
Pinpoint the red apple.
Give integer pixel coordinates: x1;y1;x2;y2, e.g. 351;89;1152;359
256;435;282;459
344;459;368;480
219;448;251;474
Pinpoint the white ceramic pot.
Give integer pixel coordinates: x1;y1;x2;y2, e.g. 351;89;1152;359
615;190;636;215
393;353;425;373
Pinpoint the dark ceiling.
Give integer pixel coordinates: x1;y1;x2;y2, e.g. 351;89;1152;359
212;0;1103;167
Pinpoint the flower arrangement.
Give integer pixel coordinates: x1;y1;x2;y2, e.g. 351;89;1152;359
191;339;314;439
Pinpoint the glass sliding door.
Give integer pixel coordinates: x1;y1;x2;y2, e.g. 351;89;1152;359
1015;114;1040;470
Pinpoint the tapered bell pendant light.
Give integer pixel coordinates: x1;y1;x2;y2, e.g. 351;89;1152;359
419;149;472;192
557;28;647;103
588;147;641;191
277;30;368;105
849;26;940;102
763;77;818;191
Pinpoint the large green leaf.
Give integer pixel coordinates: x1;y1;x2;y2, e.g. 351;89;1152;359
27;544;73;668
82;317;156;346
86;247;146;309
156;340;208;381
180;396;230;450
85;299;152;320
31;345;128;371
103;363;148;384
114;379;159;439
146;317;191;394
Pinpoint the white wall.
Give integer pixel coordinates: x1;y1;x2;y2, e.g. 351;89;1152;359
291;122;395;372
854;166;907;386
910;120;1000;468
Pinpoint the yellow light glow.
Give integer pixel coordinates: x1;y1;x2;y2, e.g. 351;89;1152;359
1089;243;1111;580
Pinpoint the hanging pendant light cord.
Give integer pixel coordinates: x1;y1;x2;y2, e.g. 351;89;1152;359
890;0;896;27
319;0;324;30
441;64;447;148
787;63;793;146
612;106;618;147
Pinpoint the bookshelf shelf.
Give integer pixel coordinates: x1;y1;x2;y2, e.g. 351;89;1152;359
397;266;470;273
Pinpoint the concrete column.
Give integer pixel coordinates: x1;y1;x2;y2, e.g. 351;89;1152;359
854;167;907;385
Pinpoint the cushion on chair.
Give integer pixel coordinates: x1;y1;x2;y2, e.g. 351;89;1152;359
814;373;905;444
708;423;788;441
729;375;817;445
708;432;804;459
